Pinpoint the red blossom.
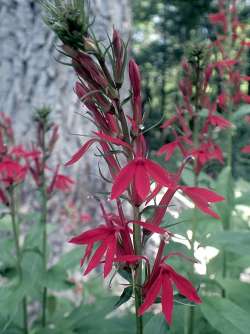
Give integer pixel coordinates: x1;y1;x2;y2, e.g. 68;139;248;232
111;157;170;200
241;145;250;154
241;94;250;104
69;206;133;277
0;158;27;185
139;256;201;325
209;115;232;129
180;186;224;219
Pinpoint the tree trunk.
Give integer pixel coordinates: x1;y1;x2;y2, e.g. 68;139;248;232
0;0;131;213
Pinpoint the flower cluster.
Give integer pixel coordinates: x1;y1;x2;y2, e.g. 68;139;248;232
46;6;225;322
209;1;250;154
157;0;250;177
0;109;74;208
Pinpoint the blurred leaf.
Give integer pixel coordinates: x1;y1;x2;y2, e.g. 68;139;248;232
55;248;83;270
145;314;169;334
0;238;15;270
42;265;75;291
47;295;57;316
114;287;133;309
201;296;250;334
229;255;250;268
232;105;250;122
215;167;234;229
234;191;250;206
205;230;250;255
23;222;43;250
216;278;250;312
0;214;12;231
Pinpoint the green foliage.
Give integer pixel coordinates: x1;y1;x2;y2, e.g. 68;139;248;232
144;314;169;334
201;297;250;334
114;287;133;309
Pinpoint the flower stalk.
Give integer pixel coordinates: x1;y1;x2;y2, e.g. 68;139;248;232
9;186;29;334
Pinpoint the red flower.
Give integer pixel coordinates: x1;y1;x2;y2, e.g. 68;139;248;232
215;59;237;69
129;59;143;130
139;258;201;325
209;115;232;129
180;186;224;219
111;158;170;200
241;145;250;154
69;207;133;278
157;141;180;161
0;158;27;185
241;94;250;104
11;145;41;159
65;132;130;166
53;174;74;192
48;165;74;194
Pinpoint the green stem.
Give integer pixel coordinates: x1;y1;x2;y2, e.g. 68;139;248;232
186;56;201;334
10;187;29;334
133;206;143;334
41;143;48;327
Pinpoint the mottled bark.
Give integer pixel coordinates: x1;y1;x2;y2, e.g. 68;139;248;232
0;0;131;208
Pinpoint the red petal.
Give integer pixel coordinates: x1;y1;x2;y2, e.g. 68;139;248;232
161;273;174;325
84;240;108;276
69;226;109;244
210;115;232;129
145;184;162;205
241;94;250;104
134;163;150;199
94;131;131;149
182;187;224;203
138;275;162;315
145;159;170;186
114;255;147;264
104;235;117;278
80;243;94;267
168;266;201;304
111;161;135;199
161;116;177;129
182;187;222;219
131;221;166;234
241;145;250;154
65;139;96;166
157;142;178;161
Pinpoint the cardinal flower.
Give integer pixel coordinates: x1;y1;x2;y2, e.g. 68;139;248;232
111;158;170;200
180;186;224;219
69;207;133;278
0;158;27;185
65;131;131;166
138;258;201;325
241;145;250;154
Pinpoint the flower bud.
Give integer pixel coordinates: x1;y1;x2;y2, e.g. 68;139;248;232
129;59;141;98
83;37;98;54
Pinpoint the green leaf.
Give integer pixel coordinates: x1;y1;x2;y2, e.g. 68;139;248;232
215;167;234;228
114;287;133;309
118;268;133;283
205;230;250;255
232;105;250;122
47;295;57;316
145;314;169;334
23;222;43;250
201;296;250;334
234;191;250;206
229;255;250;268
41;265;75;291
55;247;83;270
216;278;250;312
